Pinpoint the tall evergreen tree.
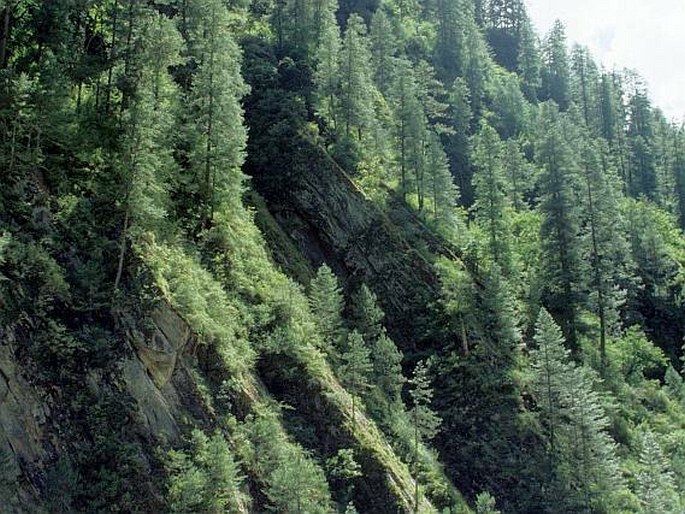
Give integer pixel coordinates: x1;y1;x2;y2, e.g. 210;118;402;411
339;330;373;428
529;309;623;511
535;103;584;352
390;58;425;198
579;136;633;370
426;130;459;227
637;431;680;513
408;360;441;513
308;264;345;356
114;9;182;292
626;79;658;199
369;9;397;95
570;46;601;132
434;0;470;84
540;20;570;110
339;14;376;142
313;3;341;130
517;19;541;103
472;122;513;272
183;0;249;229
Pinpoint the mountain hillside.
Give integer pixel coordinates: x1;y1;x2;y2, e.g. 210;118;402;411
2;0;685;512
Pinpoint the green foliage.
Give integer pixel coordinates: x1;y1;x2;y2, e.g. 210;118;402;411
637;431;680;513
45;456;82;514
236;410;333;513
167;429;245;513
338;330;374;426
472;122;513;272
475;491;500;514
535;103;584;352
529;309;624;512
8;0;685;512
142;240;255;375
182;0;250;227
308;264;346;356
408;360;441;446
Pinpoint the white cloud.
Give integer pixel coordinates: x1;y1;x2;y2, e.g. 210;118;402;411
524;0;685;120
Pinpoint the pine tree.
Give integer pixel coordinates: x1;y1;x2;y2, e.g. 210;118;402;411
339;14;376;142
437;258;475;355
502;138;534;211
407;360;441;513
570;45;601;133
369;9;397;95
338;330;373;428
517;19;541;103
313;0;341;131
472;122;513;272
308;264;345;356
371;332;405;405
535;103;584;352
389;58;426;199
627;82;658;199
529;309;623;511
426;130;459;228
540;20;570;110
351;283;384;342
529;309;573;468
637;431;679;513
167;430;245;513
434;0;470;84
114;8;182;292
266;450;333;514
579;136;633;371
463;23;490;121
443;77;474;205
673;126;685;229
184;0;249;229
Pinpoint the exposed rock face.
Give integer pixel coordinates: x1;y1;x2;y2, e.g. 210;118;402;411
0;328;50;511
251;137;441;352
137;307;192;386
0;304;203;510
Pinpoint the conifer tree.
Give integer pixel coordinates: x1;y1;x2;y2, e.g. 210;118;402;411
313;2;341;130
472;122;513;272
308;264;345;356
535;103;584;352
369;9;397;95
426;130;459;227
529;309;572;467
114;9;182;292
530;309;623;511
627;83;659;199
371;333;405;405
540;20;570;110
517;19;541;103
266;450;333;514
434;0;470;83
390;58;426;198
408;360;441;513
184;0;249;229
339;330;373;428
339;14;376;142
351;283;384;342
350;284;404;413
503;139;534;211
579;136;633;370
570;45;601;133
444;77;474;205
637;431;680;513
